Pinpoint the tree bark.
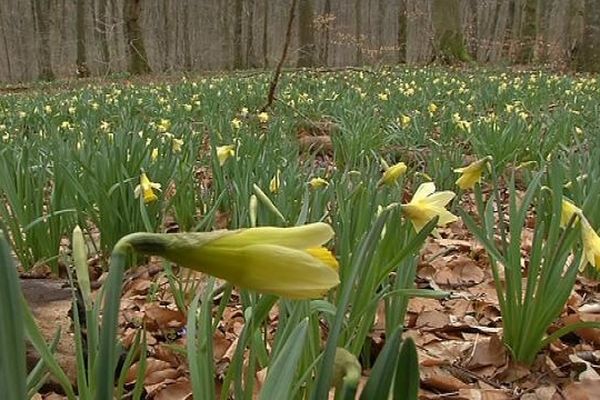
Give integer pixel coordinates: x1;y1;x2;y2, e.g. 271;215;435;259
262;0;269;68
233;0;243;69
355;0;363;65
123;0;151;74
246;0;258;68
574;0;600;71
431;0;470;63
297;0;316;67
33;0;55;80
95;0;111;74
397;0;406;63
76;0;90;77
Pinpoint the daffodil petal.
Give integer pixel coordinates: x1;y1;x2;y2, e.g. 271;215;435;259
237;244;340;298
425;191;456;207
216;222;334;250
412;182;436;201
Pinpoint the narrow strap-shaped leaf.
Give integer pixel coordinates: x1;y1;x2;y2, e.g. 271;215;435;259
260;318;309;400
359;325;402;400
0;232;28;400
394;337;419;400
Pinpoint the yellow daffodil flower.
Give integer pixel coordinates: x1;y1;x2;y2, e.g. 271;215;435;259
157;119;171;133
270;170;281;193
122;223;340;298
400;114;411;128
401;182;457;233
172;138;184;152
216;145;235;166
581;218;600;270
560;198;581;228
428;102;438;114
309;177;329;189
231;118;242;129
454;156;492;190
150;148;159;162
378;162;407;187
134;172;161;204
258;112;269;124
378;93;388;101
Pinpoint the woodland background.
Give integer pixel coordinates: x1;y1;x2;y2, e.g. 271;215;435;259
1;0;600;83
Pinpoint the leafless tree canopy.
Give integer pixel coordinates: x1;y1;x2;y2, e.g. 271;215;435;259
0;0;598;83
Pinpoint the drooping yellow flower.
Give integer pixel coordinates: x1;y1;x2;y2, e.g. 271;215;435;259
150;148;159;162
428;102;438;114
454;156;492;190
258;112;269;124
157;119;171;133
216;145;235;166
378;92;389;101
581;218;600;270
401;182;458;233
378;162;407;187
134;172;161;204
400;114;411;128
122;223;340;299
560;198;581;228
231;118;242;129
309;177;329;189
270;170;281;193
172;138;184;152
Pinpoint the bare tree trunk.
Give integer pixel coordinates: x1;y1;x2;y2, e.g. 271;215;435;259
319;0;332;66
183;0;192;70
95;0;111;74
262;0;268;68
397;0;406;62
297;0;316;67
123;0;151;74
406;0;433;64
246;0;258;68
76;0;90;77
0;4;13;80
233;0;243;69
431;0;470;63
574;0;600;71
355;0;363;65
33;0;55;80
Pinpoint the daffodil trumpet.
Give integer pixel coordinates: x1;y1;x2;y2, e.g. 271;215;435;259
115;223;340;299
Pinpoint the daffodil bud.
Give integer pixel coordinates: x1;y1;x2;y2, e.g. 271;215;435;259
332;347;361;389
249;194;258;227
454;156;492;190
119;223;340;299
72;226;92;311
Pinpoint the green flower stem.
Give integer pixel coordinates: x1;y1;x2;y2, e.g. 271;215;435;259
96;239;129;400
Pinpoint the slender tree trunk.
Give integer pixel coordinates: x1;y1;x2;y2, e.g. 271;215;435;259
233;0;243;69
297;0;316;67
355;0;363;65
95;0;111;74
319;0;332;66
574;0;600;71
183;0;192;70
0;4;13;80
262;0;268;68
397;0;406;63
123;0;151;74
33;0;55;80
76;0;90;77
246;0;257;68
